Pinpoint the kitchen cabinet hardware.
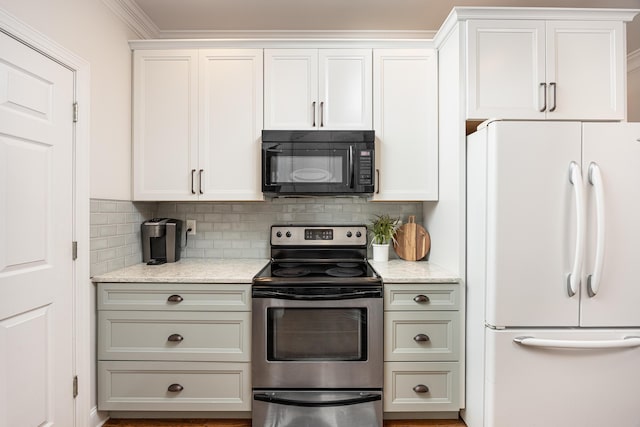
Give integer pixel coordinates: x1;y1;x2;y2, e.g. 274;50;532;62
413;384;430;394
167;383;184;392
413;333;430;342
167;294;184;303
413;294;430;303
312;101;316;127
167;334;184;343
191;169;196;194
549;82;557;112
320;101;324;127
539;83;547;112
198;169;203;194
375;169;380;194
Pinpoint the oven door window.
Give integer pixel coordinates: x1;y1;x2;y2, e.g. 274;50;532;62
267;308;366;361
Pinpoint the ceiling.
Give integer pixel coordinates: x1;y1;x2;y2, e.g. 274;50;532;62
126;0;640;51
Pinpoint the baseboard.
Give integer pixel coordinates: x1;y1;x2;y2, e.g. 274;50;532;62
90;406;110;427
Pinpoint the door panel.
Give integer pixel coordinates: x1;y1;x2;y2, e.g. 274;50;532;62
546;21;624;120
0;32;74;426
485;121;582;327
581;123;640;326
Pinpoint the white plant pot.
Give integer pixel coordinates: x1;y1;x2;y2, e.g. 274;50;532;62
372;242;390;262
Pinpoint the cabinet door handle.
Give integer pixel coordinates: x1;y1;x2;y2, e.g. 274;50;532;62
198;169;204;194
413;333;430;342
413;384;429;393
191;169;196;194
167;294;183;303
549;82;557;112
320;101;324;127
167;384;184;392
312;101;316;127
539;82;547;112
167;333;184;342
413;294;430;303
375;169;380;194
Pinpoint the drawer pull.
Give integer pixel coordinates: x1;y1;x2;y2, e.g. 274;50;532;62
167;294;183;303
167;334;184;342
413;384;430;394
413;294;430;303
168;383;184;393
413;333;430;342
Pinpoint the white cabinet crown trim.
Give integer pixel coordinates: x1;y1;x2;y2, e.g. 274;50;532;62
129;39;435;50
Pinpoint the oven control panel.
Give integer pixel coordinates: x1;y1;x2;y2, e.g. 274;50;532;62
271;225;367;246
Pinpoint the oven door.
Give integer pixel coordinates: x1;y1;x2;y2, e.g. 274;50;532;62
252;286;383;389
252;389;382;427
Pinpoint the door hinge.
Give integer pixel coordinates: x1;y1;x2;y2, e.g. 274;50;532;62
73;102;78;123
73;375;78;398
72;241;78;260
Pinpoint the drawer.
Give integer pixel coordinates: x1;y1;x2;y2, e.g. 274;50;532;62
97;283;251;311
384;362;459;412
98;360;251;411
98;311;250;362
384;311;459;361
384;284;459;311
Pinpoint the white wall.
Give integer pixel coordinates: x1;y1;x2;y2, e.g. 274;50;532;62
0;0;136;200
629;51;640;122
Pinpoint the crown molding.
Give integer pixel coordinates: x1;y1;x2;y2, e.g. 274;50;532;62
154;29;436;40
101;0;159;39
629;49;640;73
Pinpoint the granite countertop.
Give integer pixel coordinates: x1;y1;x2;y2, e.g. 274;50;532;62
369;260;460;283
91;258;270;283
92;258;460;284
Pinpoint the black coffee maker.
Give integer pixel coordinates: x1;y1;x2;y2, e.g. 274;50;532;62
141;218;183;265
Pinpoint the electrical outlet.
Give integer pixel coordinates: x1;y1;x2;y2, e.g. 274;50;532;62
186;219;196;235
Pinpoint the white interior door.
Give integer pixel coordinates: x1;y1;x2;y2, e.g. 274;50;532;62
0;32;75;426
581;123;640;327
484;121;582;327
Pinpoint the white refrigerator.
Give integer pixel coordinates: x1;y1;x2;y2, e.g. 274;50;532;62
465;121;640;427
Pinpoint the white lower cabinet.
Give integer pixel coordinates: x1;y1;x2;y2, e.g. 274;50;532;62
97;283;251;412
383;283;461;413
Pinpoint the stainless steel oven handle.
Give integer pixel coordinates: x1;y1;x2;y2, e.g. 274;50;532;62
253;289;381;300
254;392;381;408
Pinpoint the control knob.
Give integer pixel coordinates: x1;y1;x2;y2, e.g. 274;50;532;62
346;231;352;238
286;231;292;238
356;231;362;238
276;231;282;238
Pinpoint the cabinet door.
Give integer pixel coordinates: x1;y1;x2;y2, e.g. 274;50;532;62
133;50;199;200
318;49;372;129
199;49;263;200
373;49;438;200
581;123;640;326
466;20;546;120
264;49;318;130
546;21;625;120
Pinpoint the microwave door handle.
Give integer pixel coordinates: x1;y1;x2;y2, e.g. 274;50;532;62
254;392;381;408
348;146;354;188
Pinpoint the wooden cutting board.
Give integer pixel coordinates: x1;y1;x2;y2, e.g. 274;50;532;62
393;216;430;261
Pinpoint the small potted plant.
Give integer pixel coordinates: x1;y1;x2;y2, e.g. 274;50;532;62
369;214;400;262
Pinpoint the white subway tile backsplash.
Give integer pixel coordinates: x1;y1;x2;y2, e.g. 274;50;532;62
91;198;424;276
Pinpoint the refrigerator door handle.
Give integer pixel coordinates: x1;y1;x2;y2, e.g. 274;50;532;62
567;162;585;297
514;336;640;349
587;162;605;297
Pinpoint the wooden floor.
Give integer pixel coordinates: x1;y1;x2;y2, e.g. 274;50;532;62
103;419;466;427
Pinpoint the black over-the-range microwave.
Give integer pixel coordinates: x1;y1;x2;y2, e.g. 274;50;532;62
261;130;375;196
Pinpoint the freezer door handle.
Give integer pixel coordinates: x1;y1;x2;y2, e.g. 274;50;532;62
514;336;640;349
567;162;585;297
587;162;605;297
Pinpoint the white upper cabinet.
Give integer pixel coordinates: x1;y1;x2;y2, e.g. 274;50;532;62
466;19;625;120
264;49;372;130
133;49;263;201
372;49;438;201
133;50;199;201
199;49;263;201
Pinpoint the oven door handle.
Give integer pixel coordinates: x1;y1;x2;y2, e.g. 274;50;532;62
253;392;381;408
252;289;381;300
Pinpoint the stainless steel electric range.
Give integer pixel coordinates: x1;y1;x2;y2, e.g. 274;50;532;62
252;225;383;427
